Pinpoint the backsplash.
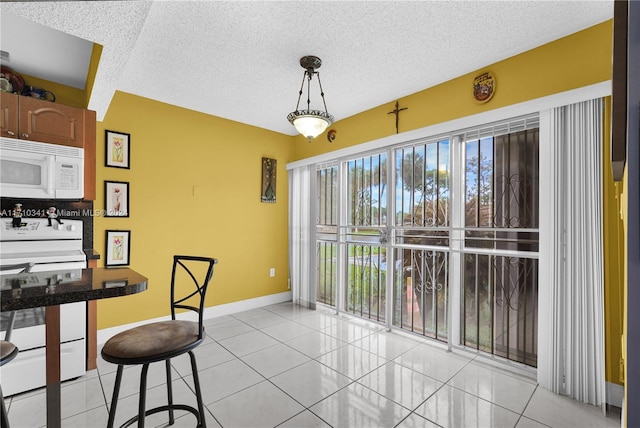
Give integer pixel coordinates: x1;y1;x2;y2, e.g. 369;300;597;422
1;198;94;249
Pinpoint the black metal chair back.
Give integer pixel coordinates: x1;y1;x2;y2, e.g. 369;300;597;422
102;255;218;428
170;255;217;341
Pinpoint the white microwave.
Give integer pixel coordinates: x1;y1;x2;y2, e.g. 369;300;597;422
0;138;84;199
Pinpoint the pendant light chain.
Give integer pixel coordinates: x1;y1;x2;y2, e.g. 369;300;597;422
317;72;329;114
294;74;306;111
306;70;312;110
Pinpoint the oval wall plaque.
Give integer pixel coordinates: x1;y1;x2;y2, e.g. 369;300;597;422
473;71;496;103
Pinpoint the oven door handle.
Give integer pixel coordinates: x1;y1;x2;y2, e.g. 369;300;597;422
0;262;35;273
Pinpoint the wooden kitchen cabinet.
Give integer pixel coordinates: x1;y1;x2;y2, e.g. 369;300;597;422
1;92;88;148
19;95;85;148
0;92;19;137
83;109;96;201
1;92;97;200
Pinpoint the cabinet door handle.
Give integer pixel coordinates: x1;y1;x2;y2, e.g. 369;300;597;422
21;133;29;138
7;130;15;136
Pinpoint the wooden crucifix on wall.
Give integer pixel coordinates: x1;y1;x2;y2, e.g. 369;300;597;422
387;101;408;134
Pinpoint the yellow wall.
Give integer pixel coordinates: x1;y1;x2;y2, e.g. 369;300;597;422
95;92;293;328
18;73;87;109
293;20;613;159
84;43;103;108
603;97;626;386
622;165;628;414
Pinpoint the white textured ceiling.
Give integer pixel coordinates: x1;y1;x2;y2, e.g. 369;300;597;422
0;1;613;136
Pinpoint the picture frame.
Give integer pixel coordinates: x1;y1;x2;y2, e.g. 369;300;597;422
104;181;129;217
105;230;131;267
261;157;276;203
105;130;130;169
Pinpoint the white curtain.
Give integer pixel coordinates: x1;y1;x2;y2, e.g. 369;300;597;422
538;98;605;406
288;165;315;308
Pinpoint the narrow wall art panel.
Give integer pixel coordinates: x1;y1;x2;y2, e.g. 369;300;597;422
261;157;276;203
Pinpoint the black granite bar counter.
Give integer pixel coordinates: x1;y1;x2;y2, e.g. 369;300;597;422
84;249;101;262
0;267;147;311
0;267;147;428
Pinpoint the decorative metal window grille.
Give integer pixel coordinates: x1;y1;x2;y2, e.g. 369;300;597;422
317;164;338;306
314;115;540;367
461;125;539;365
344;154;387;321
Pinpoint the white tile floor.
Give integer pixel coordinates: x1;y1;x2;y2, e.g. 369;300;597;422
3;302;621;428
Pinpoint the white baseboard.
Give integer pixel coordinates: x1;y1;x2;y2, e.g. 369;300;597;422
97;291;292;345
607;381;624;408
201;290;292;320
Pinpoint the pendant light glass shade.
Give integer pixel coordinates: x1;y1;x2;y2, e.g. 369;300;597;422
288;56;334;141
288;110;333;140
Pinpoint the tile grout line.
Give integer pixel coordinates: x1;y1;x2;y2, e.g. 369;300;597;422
8;303;618;428
212;319;338;424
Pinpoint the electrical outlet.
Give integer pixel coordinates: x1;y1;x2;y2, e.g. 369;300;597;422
269;268;275;277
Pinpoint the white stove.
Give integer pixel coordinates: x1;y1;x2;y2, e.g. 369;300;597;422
1;218;87;271
0;217;87;396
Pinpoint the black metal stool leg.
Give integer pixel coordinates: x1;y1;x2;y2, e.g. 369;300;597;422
165;359;175;425
189;351;207;428
137;364;149;428
107;365;124;428
1;384;9;428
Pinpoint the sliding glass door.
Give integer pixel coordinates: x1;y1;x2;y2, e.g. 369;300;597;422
314;116;540;366
460;126;539;366
393;138;450;341
317;163;338;307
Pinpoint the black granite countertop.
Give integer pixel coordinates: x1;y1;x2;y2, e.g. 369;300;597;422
84;249;101;260
0;267;147;311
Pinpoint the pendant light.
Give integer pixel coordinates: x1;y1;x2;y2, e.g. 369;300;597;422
287;55;334;141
